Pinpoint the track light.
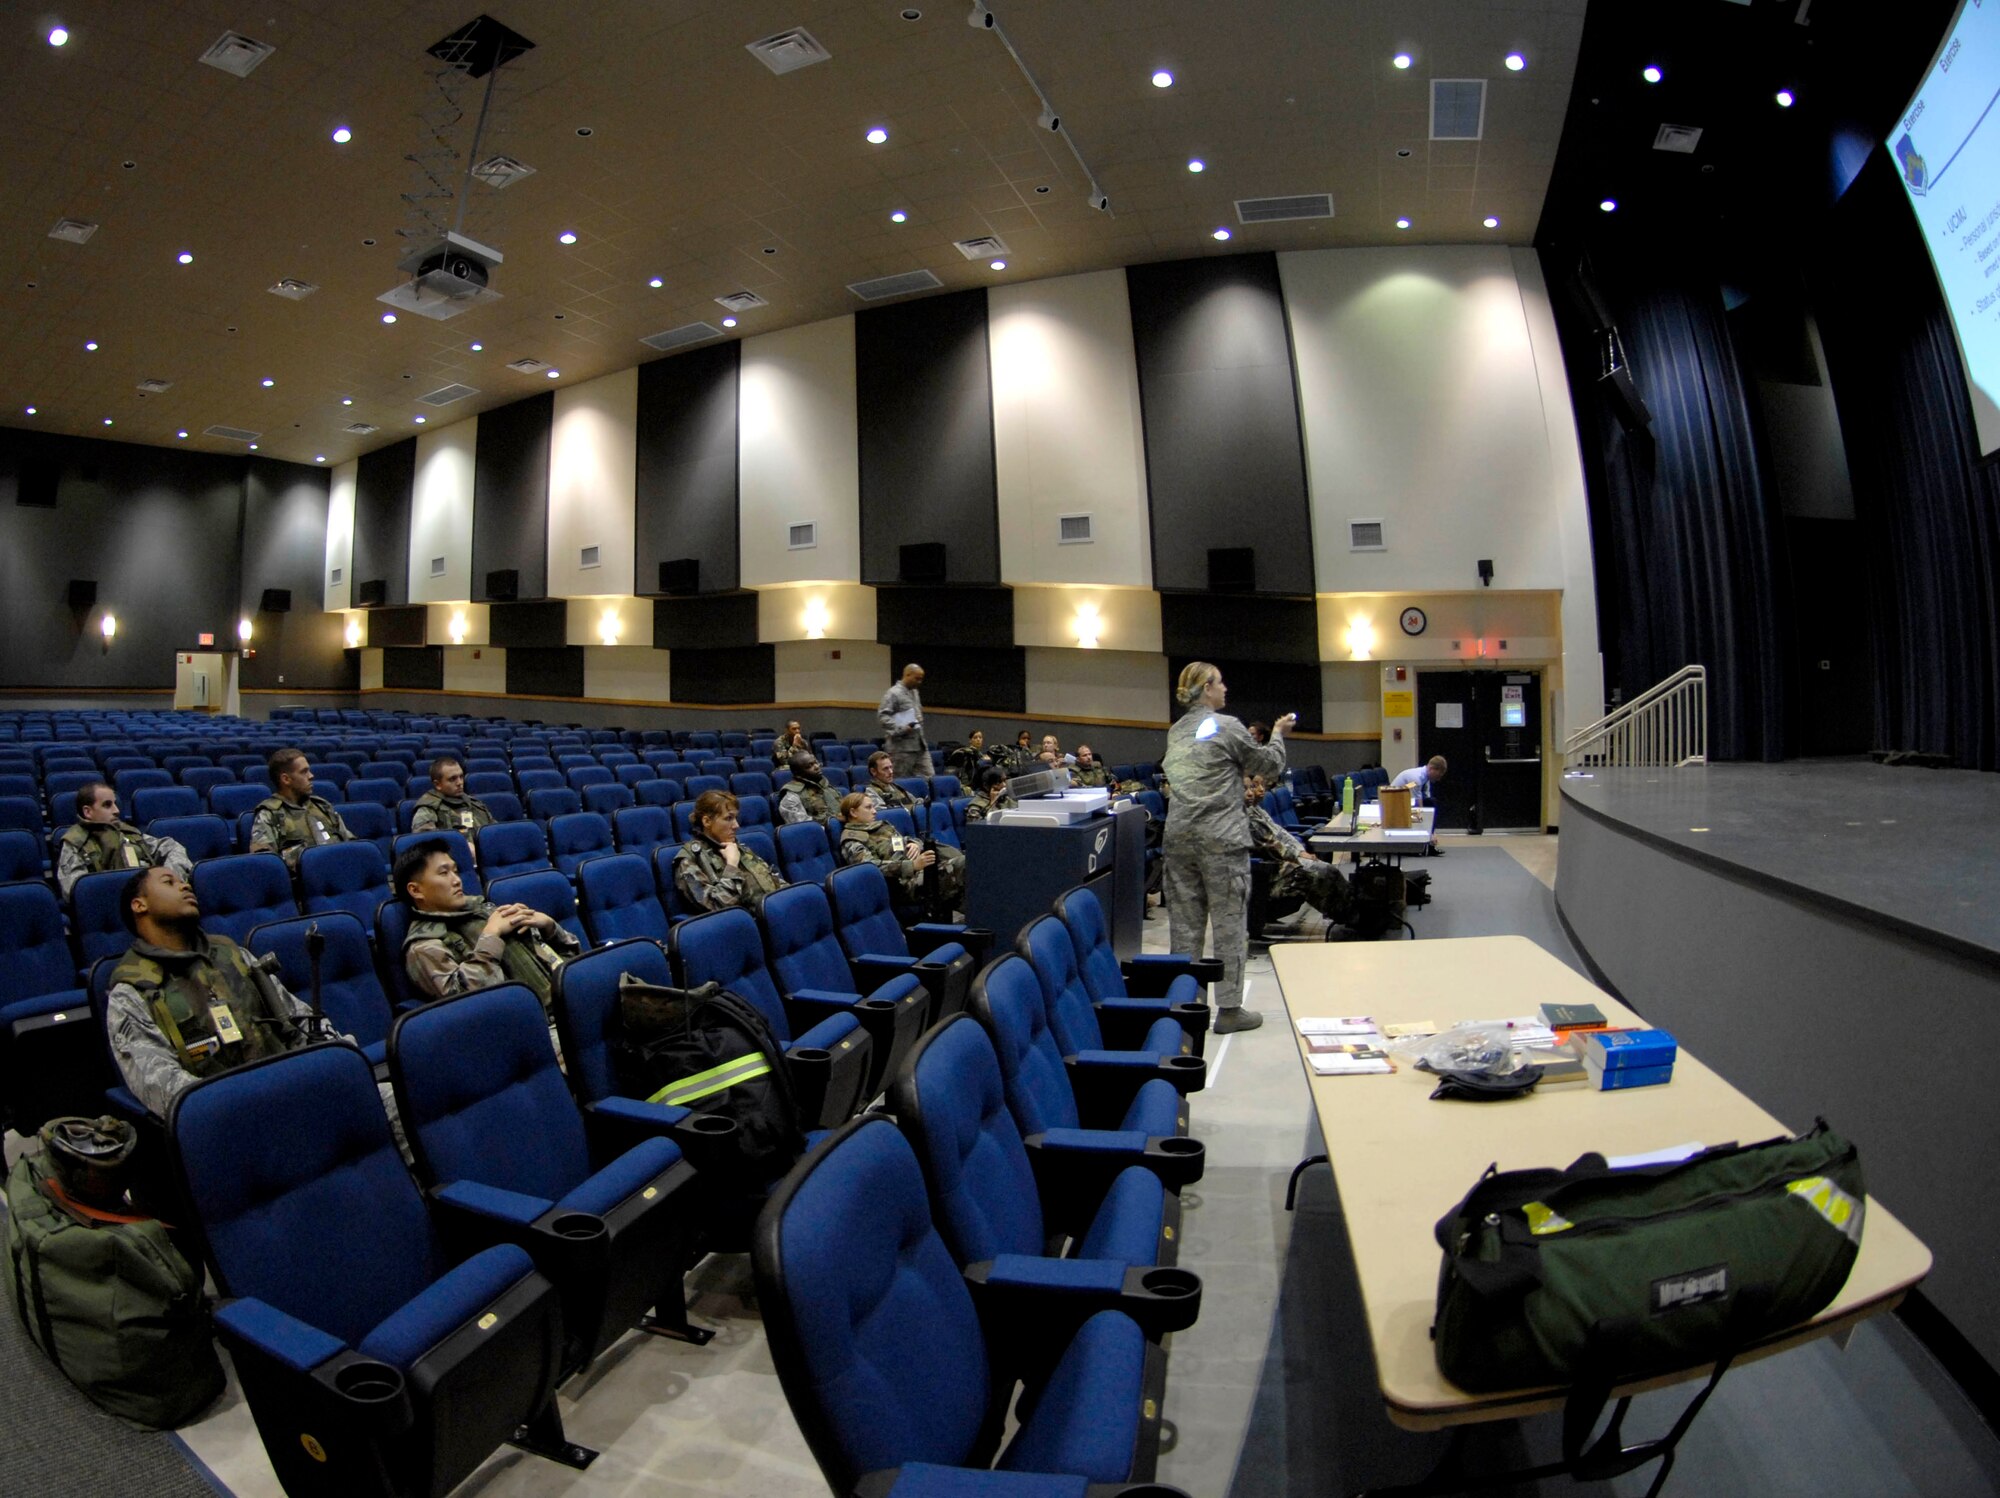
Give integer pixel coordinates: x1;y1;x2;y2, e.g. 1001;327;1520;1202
967;2;995;29
1037;107;1061;133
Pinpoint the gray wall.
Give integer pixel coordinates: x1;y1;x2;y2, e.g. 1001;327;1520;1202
239;458;351;695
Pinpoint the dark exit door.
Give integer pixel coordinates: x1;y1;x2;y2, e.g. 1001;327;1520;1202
1414;671;1543;831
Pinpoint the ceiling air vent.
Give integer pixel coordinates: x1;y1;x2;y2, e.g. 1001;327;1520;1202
1234;194;1333;224
344;421;379;435
1348;518;1386;552
715;291;767;313
788;522;818;551
471;154;536;189
848;269;943;302
200;32;274;77
268;278;317;300
135;378;173;395
421;383;478;406
745;27;832;75
640;323;722;351
953;235;1009;260
1653;124;1703;154
48;219;98;244
506;357;547;374
1431;79;1487;140
205;425;261;443
1058;514;1093;545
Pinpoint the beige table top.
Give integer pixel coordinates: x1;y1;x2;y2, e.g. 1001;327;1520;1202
1305;805;1435;855
1270;935;1932;1431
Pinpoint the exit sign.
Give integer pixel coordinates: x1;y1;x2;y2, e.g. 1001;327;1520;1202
197;633;214;646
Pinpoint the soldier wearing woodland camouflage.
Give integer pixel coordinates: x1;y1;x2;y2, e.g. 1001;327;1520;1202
837;791;963;912
248;747;354;872
396;839;578;1011
409;756;494;839
1244;774;1352;924
56;780;192;899
1159;661;1294;1035
674;789;787;915
776;750;839;825
963;765;1016;823
771;721;811;766
1069;744;1112;789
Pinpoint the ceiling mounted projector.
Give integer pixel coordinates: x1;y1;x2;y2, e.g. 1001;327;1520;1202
378;230;505;321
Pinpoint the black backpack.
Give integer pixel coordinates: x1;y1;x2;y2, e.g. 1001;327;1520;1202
1341;862;1408;938
612;976;807;1182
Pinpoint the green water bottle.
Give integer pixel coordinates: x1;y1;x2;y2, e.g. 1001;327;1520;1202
1342;775;1356;819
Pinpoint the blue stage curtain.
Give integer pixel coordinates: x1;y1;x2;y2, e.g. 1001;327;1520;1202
1550;252;1790;762
1814;153;2000;771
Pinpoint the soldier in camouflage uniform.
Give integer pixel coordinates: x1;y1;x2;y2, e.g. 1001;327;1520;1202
878;663;933;777
674;790;787;915
1244;774;1352;924
409;756;494;840
861;752;966;896
395;839;579;1013
837;792;963;911
771;721;811;767
1069;744;1112;789
947;730;993;781
56;780;193;899
1160;661;1294;1034
962;766;1017;823
1001;730;1036;772
248;747;354;872
776;750;839;825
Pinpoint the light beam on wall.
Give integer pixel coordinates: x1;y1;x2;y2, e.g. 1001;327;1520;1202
449;611;468;644
1346;617;1376;660
803;597;829;639
345;618;363;648
598;608;622;645
1075;602;1101;649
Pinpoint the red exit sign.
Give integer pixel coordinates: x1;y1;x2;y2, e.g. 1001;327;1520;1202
197;633;214;646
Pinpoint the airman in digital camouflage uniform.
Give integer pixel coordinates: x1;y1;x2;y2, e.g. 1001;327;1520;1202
1160;661;1293;1034
878;663;933;777
776;750;838;825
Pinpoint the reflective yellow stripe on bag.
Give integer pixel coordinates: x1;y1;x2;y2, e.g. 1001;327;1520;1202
1786;1175;1865;1245
651;1052;772;1107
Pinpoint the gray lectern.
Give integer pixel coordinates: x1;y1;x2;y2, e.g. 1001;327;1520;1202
961;803;1148;957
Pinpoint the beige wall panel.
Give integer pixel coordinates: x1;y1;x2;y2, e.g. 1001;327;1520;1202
740;317;861;587
757;581;877;644
1024;648;1170;726
564;595;652;647
359;647;384;690
1321;661;1383;737
323;460;357;612
442;645;505;695
548;368;639;597
1316;592;1561;666
585;646;672;703
408;418;477;604
773;640;892;705
423;601;489;647
1011;585;1162;654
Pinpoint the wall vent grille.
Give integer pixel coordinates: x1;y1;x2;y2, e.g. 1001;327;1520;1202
745;27;831;75
640;323;721;351
421;383;478;405
48;219;99;244
136;378;173;394
1234;194;1333;224
953;235;1009;260
343;422;379;435
471;154;535;189
200;32;274;77
715;291;767;313
269;278;317;299
430;557;447;577
1348;518;1386;551
505;357;547;373
1058;514;1093;545
580;546;601;569
787;522;818;551
1653;123;1703;153
848;269;943;301
330;568;343;585
204;425;261;443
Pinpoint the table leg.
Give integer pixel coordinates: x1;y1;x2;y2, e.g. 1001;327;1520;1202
1285;1153;1329;1211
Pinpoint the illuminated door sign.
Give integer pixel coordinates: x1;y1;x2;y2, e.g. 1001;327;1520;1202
197;633;214;646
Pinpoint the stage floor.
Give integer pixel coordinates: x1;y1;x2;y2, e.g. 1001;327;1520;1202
1559;758;2000;967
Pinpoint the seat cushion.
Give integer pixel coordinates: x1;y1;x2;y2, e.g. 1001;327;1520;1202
1119;1078;1184;1138
553;1135;682;1217
359;1243;537;1370
1074;1166;1168;1268
999;1310;1145;1482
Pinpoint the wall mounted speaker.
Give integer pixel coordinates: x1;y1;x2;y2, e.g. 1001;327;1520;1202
355;578;387;609
1477;559;1495;587
259;588;292;614
1208;547;1255;592
67;579;97;611
17;455;58;508
486;569;519;602
900;542;947;583
659;558;700;596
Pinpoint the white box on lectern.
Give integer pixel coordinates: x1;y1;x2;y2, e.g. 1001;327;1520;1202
987;788;1110;826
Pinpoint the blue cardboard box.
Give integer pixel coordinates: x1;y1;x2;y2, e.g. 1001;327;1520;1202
1587;1060;1675;1091
1581;1028;1678;1072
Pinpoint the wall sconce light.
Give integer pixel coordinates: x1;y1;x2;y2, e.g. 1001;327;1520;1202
598;609;622;646
99;613;116;652
1346;617;1376;660
344;618;362;648
802;597;829;640
1074;603;1101;649
237;618;254;644
448;611;468;645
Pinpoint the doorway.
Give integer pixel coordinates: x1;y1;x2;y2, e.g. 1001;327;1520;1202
1414;669;1544;831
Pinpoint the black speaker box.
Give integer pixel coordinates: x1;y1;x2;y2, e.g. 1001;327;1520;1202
17;455;59;508
900;542;947;584
1208;548;1255;592
355;578;387;609
67;579;97;611
259;588;292;614
486;569;519;602
659;559;700;596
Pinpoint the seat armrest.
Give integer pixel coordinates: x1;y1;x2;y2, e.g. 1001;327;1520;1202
786;1016;874;1126
1027;1127;1206;1193
912;923;994;965
848;952;919;989
214;1298;417;1445
851;1467;1196;1498
1065;1051;1206;1125
1092;997;1208;1057
782;986;860;1031
582;1095;741;1174
965;1256;1203;1343
1122;953;1221;995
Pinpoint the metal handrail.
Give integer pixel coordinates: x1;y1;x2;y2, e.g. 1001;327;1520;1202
1562;665;1706;768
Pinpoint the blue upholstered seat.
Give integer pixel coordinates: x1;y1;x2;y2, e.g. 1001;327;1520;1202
191;854;300;945
1020;915;1195;1066
577;853;671;946
760;882;928;1099
247;912;394;1062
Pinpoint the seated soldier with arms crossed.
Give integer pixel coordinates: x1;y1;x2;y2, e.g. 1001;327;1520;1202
396;838;579;1007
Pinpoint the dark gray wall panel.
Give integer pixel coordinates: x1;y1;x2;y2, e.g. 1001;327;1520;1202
1161;658;1321;734
1160;593;1317;665
636;344;739;596
488;600;568;649
886;644;1025;716
671;646;775;705
506;646;586;698
876;586;1012;650
473;392;553;602
653;592;759;650
350;438;415;607
0;432;243;688
1127;254;1315;595
857;289;999;586
240;457;349;694
381;646;444;691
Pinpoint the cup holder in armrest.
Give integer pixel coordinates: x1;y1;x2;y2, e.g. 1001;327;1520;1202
332;1359;405;1404
1139;1267;1199;1300
1146;1133;1205;1187
1162;1054;1203;1072
1154;1136;1203;1157
548;1212;608;1243
790;1047;832;1064
856;996;899;1014
683;1112;738;1136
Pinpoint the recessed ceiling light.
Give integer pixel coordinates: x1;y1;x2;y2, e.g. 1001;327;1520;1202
1776;89;1795;108
575;126;593;137
84;341;98;351
1643;65;1663;84
248;443;257;450
1599;198;1618;212
1483;216;1500;229
413;415;426;423
469;343;483;352
902;7;921;18
866;126;889;143
261;377;275;387
1504;52;1526;71
381;312;397;324
176;251;193;264
25;406;37;415
1187;159;1204;173
891;211;907;223
341;397;353;405
649;276;664;286
48;27;68;47
1395;217;1411;229
763;246;777;255
103;417;112;426
315;455;325;462
1150;69;1173;88
1392;53;1412;70
1212;227;1231;241
176;430;187;438
332;126;351;143
546;369;560;379
722;317;738;328
558;231;577;244
988;259;1007;271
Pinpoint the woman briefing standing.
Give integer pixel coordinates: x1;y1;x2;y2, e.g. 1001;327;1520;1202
1160;661;1293;1034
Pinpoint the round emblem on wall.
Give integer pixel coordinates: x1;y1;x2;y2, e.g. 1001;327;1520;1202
1400;607;1428;637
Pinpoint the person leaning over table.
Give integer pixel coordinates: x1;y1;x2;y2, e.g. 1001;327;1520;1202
674;788;787;916
56;780;192;900
1159;660;1293;1035
1390;754;1449;857
836;790;963;912
775;749;839;825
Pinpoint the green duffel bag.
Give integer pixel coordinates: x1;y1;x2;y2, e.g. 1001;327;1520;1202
2;1154;225;1430
1433;1119;1864;1398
